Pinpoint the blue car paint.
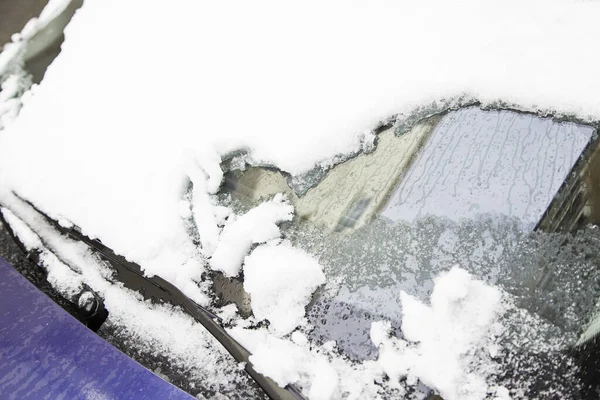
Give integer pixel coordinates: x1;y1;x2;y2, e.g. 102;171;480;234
0;256;194;400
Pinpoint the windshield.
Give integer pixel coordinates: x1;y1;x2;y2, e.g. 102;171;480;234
217;107;600;369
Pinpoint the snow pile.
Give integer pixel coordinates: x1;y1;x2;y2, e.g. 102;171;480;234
1;207;82;297
0;0;75;73
3;0;600;300
230;266;509;399
186;148;227;256
0;74;29;130
229;326;382;400
243;241;325;336
0;0;72;119
210;194;294;277
0;44;20;78
371;267;506;400
35;0;74;25
217;303;239;324
250;338;339;399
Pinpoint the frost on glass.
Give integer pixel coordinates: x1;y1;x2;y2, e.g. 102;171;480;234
382;107;593;229
220;107;600;397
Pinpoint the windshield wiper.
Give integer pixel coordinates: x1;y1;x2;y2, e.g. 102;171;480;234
5;196;304;400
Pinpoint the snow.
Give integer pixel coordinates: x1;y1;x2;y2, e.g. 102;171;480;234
1;207;41;250
0;42;22;77
1;0;599;398
371;266;505;400
3;0;600;302
0;74;28;130
0;75;22;102
243;241;325;336
16;0;72;42
0;71;31;130
230;266;507;399
37;0;74;25
188;162;223;257
11;0;76;62
210;194;293;277
250;333;305;387
0;0;73;129
307;359;339;400
228;325;383;400
217;303;239;324
1;206;83;297
577;305;600;345
0;0;72;75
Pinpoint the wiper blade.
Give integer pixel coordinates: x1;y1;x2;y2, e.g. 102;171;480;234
9;197;304;400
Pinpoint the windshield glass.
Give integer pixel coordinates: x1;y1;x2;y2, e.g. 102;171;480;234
217;107;600;366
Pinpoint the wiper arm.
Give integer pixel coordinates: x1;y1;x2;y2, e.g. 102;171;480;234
10;197;304;400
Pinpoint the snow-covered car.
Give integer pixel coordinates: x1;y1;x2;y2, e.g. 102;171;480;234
2;1;600;399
